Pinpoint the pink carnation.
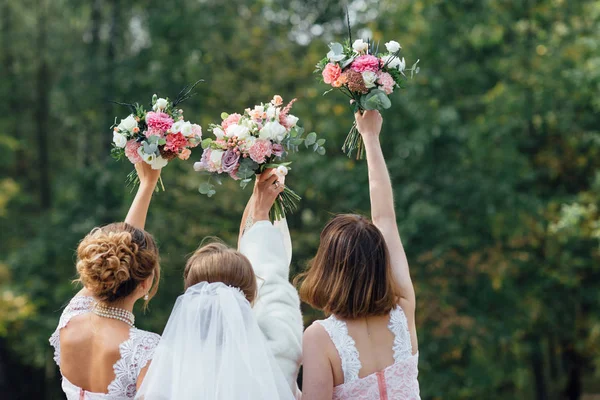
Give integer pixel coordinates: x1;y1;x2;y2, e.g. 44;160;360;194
322;63;342;85
351;55;380;73
248;139;272;164
165;132;188;152
125;140;142;164
222;113;242;130
377;71;396;95
146;111;174;131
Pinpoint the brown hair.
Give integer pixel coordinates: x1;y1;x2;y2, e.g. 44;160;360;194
75;222;160;305
184;241;257;303
296;214;397;319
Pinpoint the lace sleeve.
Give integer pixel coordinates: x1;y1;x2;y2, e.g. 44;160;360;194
48;296;95;366
316;318;362;384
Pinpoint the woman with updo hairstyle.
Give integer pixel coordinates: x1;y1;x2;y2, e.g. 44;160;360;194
136;170;302;400
49;163;163;400
298;111;421;400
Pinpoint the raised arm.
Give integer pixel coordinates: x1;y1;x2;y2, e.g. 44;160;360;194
124;163;161;230
356;111;415;308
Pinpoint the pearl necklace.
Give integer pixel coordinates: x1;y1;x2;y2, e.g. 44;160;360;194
92;303;135;327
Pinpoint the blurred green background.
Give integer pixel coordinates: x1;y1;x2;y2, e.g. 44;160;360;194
1;0;599;399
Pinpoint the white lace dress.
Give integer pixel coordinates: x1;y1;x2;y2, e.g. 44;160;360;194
49;296;160;399
316;306;420;400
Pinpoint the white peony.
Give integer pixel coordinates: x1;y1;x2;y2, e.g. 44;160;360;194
285;115;299;128
150;155;168;170
259;121;287;142
226;123;250;139
210;149;224;168
180;121;194;137
118;115;138;132
362;71;378;88
385;40;401;53
352;39;369;54
212;126;225;139
153;98;168;111
113;132;127;148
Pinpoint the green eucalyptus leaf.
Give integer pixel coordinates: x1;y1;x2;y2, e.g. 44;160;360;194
363;89;392;110
305;132;317;146
317;146;326;156
220;112;229;120
201;138;213;149
317;138;326;146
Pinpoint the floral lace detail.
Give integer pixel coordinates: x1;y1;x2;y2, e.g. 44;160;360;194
316;316;362;384
49;296;95;366
388;306;413;363
107;328;160;398
49;295;160;399
331;355;420;400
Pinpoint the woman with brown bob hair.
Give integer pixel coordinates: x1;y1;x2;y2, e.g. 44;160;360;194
49;162;163;400
298;111;420;399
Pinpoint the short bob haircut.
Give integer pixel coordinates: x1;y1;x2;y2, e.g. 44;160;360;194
296;214;397;319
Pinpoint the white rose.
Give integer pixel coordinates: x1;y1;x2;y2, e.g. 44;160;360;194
385;40;401;53
112;132;127;148
118;115;138;132
171;120;184;133
239;136;256;151
180;121;193;137
210;149;224;168
362;71;378;88
285;115;299;128
276;165;288;176
265;105;279;120
352;39;369;54
212;126;225;139
226;123;250;139
153;98;168;111
259;121;287;142
150;155;169;170
381;55;405;72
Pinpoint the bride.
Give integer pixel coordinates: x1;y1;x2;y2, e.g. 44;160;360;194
136;170;301;399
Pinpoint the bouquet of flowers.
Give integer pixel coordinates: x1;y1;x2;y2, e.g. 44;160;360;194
111;82;203;190
315;37;419;159
194;95;325;221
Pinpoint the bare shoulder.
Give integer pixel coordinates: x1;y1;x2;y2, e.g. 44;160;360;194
303;321;330;345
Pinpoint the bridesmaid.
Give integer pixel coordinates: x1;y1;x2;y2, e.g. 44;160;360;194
49;162;162;399
298;111;420;399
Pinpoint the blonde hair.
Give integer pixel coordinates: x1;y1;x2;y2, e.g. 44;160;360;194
184;241;257;303
75;222;160;305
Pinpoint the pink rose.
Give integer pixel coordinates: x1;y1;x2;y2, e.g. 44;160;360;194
125;140;142;164
322;63;342;85
377;71;396;95
248;139;272;164
178;148;192;160
351;55;380;73
145;111;174;131
222;113;242;130
145;128;163;138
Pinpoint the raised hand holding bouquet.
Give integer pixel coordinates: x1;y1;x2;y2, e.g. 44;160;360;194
194;95;325;221
315;37;419;159
111;82;203;190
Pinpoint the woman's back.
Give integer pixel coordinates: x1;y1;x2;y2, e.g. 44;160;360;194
50;295;160;399
310;306;419;400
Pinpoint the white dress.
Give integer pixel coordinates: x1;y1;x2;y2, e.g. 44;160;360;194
239;219;304;397
49;296;160;399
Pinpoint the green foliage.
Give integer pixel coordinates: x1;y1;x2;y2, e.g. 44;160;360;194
1;0;599;398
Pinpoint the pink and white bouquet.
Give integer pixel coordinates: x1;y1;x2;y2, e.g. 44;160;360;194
315;38;419;159
111;82;203;190
194;95;325;221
